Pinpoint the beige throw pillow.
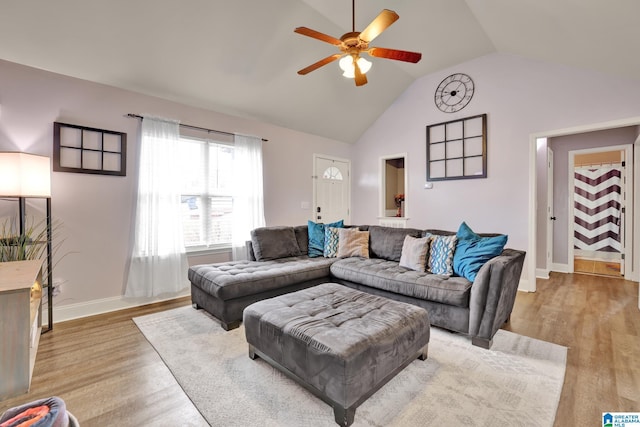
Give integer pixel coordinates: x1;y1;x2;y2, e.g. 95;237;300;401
337;228;370;258
399;235;430;272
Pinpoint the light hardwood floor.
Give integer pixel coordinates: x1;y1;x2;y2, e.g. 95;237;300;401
1;274;638;426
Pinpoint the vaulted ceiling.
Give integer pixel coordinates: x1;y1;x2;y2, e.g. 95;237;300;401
1;0;639;143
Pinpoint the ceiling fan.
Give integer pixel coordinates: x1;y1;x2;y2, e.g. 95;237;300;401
294;0;422;86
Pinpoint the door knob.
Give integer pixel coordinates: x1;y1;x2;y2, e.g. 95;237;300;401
550;216;557;220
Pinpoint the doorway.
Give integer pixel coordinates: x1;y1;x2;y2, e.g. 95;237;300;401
531;122;639;294
312;155;350;224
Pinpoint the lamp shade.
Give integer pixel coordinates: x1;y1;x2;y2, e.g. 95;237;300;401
0;152;51;197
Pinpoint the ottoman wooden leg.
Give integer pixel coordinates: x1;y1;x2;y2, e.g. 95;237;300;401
333;404;355;427
418;344;429;361
248;344;258;360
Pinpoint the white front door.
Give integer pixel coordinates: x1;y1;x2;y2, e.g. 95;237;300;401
313;155;350;224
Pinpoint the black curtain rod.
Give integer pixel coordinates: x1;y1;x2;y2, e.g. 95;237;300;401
125;114;268;142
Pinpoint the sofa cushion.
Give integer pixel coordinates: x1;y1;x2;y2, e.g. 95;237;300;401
293;225;309;255
308;220;344;257
251;226;301;261
426;234;457;276
368;226;422;261
454;222;508;281
399;235;430;271
331;257;472;307
189;256;337;301
337;228;370;258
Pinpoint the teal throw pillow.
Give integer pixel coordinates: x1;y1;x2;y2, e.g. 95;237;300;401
323;227;341;258
453;222;508;282
456;221;479;240
427;234;457;276
307;220;344;257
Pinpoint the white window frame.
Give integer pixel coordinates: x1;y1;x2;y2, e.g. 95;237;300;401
180;136;234;254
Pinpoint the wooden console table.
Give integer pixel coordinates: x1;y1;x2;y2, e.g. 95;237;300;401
0;259;44;399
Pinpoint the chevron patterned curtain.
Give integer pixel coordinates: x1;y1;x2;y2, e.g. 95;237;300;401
574;165;622;255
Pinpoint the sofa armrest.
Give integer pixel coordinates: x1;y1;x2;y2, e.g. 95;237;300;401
468;248;526;347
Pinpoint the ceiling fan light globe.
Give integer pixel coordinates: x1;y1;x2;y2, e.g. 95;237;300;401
339;56;372;78
358;57;372;74
338;55;354;73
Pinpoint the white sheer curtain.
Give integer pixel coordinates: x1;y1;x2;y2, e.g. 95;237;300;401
232;134;265;260
125;116;189;297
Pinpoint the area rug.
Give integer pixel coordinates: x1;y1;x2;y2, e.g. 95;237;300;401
133;306;567;427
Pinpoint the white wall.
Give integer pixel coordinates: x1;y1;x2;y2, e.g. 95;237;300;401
351;53;640;288
0;59;351;317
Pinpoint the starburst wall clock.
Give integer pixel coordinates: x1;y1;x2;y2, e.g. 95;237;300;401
434;73;475;113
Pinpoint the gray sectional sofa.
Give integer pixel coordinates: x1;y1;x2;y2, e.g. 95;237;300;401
188;224;526;348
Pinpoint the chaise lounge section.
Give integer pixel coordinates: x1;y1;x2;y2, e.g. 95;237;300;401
188;223;526;348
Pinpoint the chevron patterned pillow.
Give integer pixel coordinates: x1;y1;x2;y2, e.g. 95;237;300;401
427;234;458;276
323;226;341;258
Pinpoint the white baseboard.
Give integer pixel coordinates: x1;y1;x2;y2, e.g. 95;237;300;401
44;291;190;324
517;278;534;292
551;263;570;273
536;268;550;279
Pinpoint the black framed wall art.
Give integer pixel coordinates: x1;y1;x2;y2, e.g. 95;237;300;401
53;122;126;176
426;114;487;181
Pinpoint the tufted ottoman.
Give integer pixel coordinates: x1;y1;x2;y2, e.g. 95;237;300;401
243;283;430;426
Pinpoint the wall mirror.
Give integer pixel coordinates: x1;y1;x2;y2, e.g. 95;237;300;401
380;154;407;218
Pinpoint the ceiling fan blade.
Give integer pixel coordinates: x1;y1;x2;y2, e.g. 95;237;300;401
294;27;342;46
368;47;422;63
297;54;343;75
354;60;368;86
359;9;399;43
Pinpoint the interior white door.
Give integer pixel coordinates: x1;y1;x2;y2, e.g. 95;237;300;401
547;147;554;272
313;156;350;224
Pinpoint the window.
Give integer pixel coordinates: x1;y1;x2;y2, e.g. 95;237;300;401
323;166;343;180
178;137;234;250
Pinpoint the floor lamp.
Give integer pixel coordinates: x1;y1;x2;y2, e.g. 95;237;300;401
0;152;53;331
